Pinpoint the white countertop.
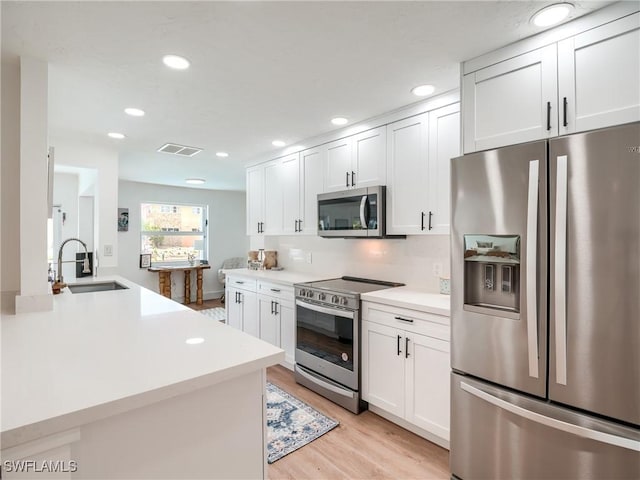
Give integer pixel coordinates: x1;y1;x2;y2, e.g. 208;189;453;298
223;268;331;286
1;276;284;449
361;287;451;316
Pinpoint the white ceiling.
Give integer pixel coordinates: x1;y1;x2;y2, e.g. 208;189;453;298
2;1;611;191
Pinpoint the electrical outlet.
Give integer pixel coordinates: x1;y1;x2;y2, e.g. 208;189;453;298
433;262;443;277
306;252;313;264
104;244;113;256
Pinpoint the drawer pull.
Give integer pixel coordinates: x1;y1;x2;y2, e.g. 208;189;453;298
270;288;281;293
235;281;245;285
394;316;414;323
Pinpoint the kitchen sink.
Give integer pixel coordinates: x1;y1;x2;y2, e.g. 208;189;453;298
68;281;128;293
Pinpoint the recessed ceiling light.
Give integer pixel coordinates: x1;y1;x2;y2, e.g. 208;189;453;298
162;54;190;70
331;117;348;126
185;337;205;345
531;3;574;27
185;178;206;185
108;132;126;139
216;152;229;158
124;107;145;117
272;140;286;147
411;84;435;97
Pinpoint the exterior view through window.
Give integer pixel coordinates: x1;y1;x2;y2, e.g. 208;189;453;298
140;203;207;264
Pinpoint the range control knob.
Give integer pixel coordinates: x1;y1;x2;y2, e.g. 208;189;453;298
298;289;307;297
331;295;339;304
318;292;326;301
306;290;314;299
339;297;349;306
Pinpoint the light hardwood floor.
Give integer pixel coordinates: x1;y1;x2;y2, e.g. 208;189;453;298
266;365;450;480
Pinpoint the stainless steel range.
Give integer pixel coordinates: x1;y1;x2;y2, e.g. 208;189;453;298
294;276;403;413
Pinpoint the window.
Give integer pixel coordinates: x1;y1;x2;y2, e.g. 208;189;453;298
140;202;207;264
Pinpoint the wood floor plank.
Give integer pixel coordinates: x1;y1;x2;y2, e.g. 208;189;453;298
267;365;450;480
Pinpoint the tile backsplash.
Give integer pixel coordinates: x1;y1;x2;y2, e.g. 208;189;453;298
252;234;450;292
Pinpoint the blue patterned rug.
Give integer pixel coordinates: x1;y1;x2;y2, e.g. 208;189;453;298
266;382;339;463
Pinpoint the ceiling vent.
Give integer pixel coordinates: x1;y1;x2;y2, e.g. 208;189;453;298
157;143;202;157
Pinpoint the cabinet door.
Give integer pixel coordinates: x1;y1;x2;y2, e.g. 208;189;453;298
352;127;386;188
558;13;640;135
280;153;301;234
279;299;295;366
361;320;405;418
246;166;264;235
405;332;451;441
300;146;325;235
263;160;283;235
324;137;352;192
258;295;279;346
226;287;243;330
386;113;429;235
240;290;259;338
463;44;558;153
428;104;460;234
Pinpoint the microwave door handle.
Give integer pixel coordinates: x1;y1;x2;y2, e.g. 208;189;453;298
360;195;368;230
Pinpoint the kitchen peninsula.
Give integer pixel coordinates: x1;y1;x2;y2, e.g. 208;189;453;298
1;276;283;479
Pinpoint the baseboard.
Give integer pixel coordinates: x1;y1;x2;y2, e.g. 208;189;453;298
368;404;450;450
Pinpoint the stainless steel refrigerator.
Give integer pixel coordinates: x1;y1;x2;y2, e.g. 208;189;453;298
450;122;640;479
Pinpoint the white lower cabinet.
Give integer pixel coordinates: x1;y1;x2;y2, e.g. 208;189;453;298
225;276;258;336
362;301;450;445
257;281;296;367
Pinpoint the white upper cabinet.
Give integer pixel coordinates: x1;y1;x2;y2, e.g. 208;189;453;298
462;8;640;153
428;103;460;234
280;153;302;235
300;146;325;235
386;104;460;235
324;137;353;192
246;165;264;235
463;44;558;153
386;113;429;235
558;13;640;135
324;126;386;192
263;159;284;235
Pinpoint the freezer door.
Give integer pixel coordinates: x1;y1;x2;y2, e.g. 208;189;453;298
451;373;640;480
549;122;640;426
451;141;547;397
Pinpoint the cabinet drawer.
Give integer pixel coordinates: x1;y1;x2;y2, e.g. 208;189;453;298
227;276;257;292
362;301;450;342
257;281;294;300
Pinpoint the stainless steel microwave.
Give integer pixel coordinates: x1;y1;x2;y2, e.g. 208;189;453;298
317;186;402;238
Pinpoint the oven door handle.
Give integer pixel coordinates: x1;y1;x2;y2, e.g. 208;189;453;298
296;365;356;399
296;299;355;319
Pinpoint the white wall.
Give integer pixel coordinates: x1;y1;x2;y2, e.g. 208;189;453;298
52;172;80;281
118;180;248;301
259;234;450;292
50;135;119;275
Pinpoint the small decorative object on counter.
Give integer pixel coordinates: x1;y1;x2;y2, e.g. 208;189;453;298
257;249;265;269
439;277;451;295
187;253;196;266
263;250;277;269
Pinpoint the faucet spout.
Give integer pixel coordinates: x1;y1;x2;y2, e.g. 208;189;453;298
57;238;90;284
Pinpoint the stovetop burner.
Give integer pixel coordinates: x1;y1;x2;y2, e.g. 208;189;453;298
295;276;404;310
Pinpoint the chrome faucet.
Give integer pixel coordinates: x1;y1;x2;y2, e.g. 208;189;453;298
56;238;91;284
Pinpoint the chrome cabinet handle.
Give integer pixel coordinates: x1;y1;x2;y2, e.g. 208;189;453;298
397;335;402;356
394;316;414;323
405;337;410;358
563;97;568;127
270;300;274;314
351;171;355;187
421;211;425;231
526;160;540;379
428;211;433;230
546;101;552;131
555;155;568;385
346;172;350;188
274;302;279;315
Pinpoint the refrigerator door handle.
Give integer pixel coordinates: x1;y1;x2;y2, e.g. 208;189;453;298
460;381;640;452
526;160;540;378
555;155;568;385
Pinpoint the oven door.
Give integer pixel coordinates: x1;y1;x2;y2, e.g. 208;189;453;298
295;299;358;390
